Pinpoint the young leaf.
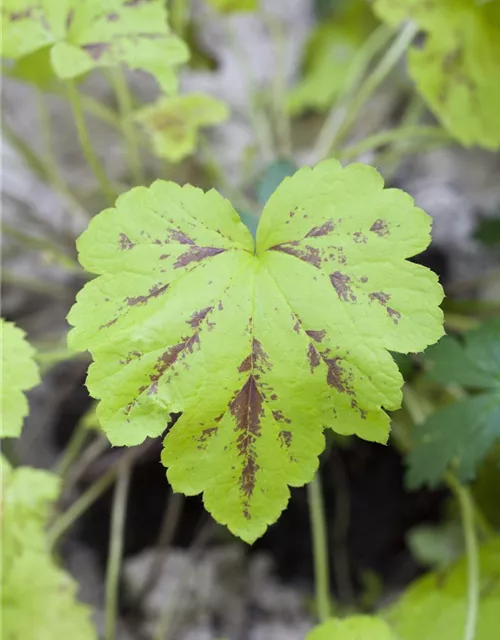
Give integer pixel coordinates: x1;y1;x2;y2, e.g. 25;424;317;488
68;159;444;542
1;319;40;438
384;536;500;640
373;0;500;149
289;0;378;114
1;0;189;93
407;321;500;487
206;0;257;12
307;615;395;640
1;457;96;640
134;93;229;162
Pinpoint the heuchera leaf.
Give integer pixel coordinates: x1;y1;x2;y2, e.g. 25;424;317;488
0;457;96;640
0;319;40;438
289;0;378;115
407;321;500;487
206;0;257;12
384;536;500;640
307;615;396;640
134;93;229;162
1;0;189;93
373;0;500;149
67;159;444;542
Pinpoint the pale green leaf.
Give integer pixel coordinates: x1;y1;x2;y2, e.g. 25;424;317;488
384;536;500;640
1;319;41;438
0;457;96;640
1;0;189;93
134;93;229;162
425;321;500;389
373;0;500;149
68;159;444;542
407;392;500;487
206;0;257;12
289;0;378;114
307;615;395;640
406;522;464;569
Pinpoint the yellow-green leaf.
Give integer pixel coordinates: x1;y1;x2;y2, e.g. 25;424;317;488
1;0;189;93
373;0;500;149
1;319;40;438
206;0;258;12
307;615;396;640
134;93;229;162
68;160;444;542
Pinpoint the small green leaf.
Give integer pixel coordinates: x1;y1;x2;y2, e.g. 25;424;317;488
205;0;257;12
3;47;57;89
373;0;500;149
1;0;189;92
425;321;500;390
1;319;40;438
256;159;296;206
134;93;229;162
307;616;396;640
289;0;378;115
1;457;96;640
68;159;444;542
384;536;500;640
406;522;464;569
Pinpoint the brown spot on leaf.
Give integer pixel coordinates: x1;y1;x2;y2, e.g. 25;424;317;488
330;272;357;302
99;317;118;330
107;12;119;21
83;42;109;60
353;231;367;244
11;8;32;20
271;241;322;268
387;307;401;324
188;306;214;329
307;343;321;372
306;220;335;238
120;350;142;365
160;253;170;260
126;283;169;306
119;233;135;250
239;355;252;373
173;246;225;269
306;329;326;343
270;394;278;401
198;426;218;449
279;430;292;448
369;292;391;306
293;320;300;334
351;399;367;419
359;276;368;283
66;8;75;28
370;219;389;236
289;210;296;218
168;229;195;245
272;410;291;424
324;356;354;395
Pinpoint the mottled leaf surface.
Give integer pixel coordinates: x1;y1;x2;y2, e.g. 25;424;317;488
384;536;500;640
1;0;189;92
408;321;500;487
307;616;396;640
68;159;444;542
289;0;378;114
1;457;96;640
134;93;229;162
1;319;40;438
374;0;500;149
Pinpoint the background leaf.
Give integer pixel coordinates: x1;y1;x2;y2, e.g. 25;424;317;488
1;319;40;438
384;536;500;640
68;160;443;542
373;0;500;149
205;0;258;12
307;615;395;640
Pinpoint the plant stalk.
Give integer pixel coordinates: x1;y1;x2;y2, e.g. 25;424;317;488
110;68;145;185
105;454;133;640
307;471;331;622
66;80;115;204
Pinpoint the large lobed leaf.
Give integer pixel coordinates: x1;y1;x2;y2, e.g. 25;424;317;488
384;536;500;640
407;320;500;488
134;93;229;162
68;159;444;542
1;0;189;92
1;457;96;640
373;0;500;149
0;319;40;438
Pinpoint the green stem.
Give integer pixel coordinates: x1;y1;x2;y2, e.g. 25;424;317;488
105;455;132;640
311;24;393;163
110;68;145;185
307;472;331;622
66;80;116;204
266;15;292;158
169;0;190;37
447;475;480;640
53;421;91;479
340;126;451;162
331;21;418;155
